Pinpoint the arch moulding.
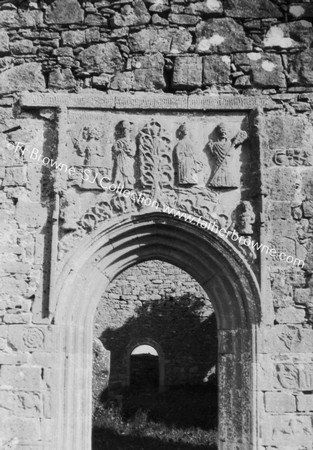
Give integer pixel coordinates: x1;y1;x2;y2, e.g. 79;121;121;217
51;212;262;450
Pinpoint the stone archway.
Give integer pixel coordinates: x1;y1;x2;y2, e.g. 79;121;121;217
51;211;262;450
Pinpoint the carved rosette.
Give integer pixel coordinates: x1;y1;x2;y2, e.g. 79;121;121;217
22;327;45;351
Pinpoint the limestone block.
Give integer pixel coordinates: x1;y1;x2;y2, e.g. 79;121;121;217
15;199;47;228
265;392;296;412
265;167;298;201
263;414;313;446
129;28;192;54
295;288;312;306
8;326;49;353
110;0;150;28
172;56;202;89
62;30;86;47
260;325;313;353
129;28;172;53
225;0;283;18
0;366;42;390
15;391;43;417
2;167;27;187
275;307;306;324
45;0;84;25
250;53;286;88
274;362;313;390
3;313;32;324
203;55;230;85
78;43;123;74
48;68;76;90
290;3;313;19
2;417;41;444
196;18;252;54
0;63;45;95
169;14;199;26
0;31;9;55
297;393;313;412
289;50;313;86
0;10;43;28
131;53;166;90
10;40;34;55
188;0;223;14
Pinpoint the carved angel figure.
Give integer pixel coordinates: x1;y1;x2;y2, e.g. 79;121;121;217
174;123;202;186
112;120;136;189
72;125;103;166
208;123;247;188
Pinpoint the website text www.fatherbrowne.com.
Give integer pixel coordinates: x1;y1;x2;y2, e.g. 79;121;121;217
12;142;305;269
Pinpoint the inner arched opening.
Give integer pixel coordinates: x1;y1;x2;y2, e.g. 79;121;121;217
92;259;218;450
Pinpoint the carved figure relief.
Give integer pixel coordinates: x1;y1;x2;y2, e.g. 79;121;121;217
236;201;255;235
112;120;136;189
138;120;173;197
273;148;311;166
207;123;247;188
71;125;103;166
173;123;202;186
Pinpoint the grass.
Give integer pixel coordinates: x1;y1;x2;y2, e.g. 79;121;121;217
93;385;218;450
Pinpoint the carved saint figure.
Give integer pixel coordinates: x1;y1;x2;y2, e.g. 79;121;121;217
174;123;202;186
72;125;102;165
207;123;247;188
112;120;136;189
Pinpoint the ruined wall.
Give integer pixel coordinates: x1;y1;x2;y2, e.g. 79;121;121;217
0;0;313;449
93;260;216;406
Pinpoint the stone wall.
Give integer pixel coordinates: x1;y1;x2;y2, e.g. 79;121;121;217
0;0;313;449
0;0;312;94
93;260;216;407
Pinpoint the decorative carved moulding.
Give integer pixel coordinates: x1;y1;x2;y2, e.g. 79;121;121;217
18;91;262;275
20;91;276;111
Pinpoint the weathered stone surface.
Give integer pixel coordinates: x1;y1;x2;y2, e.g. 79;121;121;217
0;366;42;390
187;0;223;15
172;56;202;89
225;0;283;18
297;393;313;412
261;414;313;447
196;18;252;54
295;288;312;306
131;53;165;90
0;10;43;28
45;0;83;25
169;13;200;26
289;50;313;86
110;0;150;28
203;55;230;85
0;30;9;55
0;63;45;95
290;3;313;19
2;417;41;444
48;68;76;90
10;39;34;55
265;392;296;412
129;28;192;54
78;43;124;74
276;306;306;324
250;53;286;88
62;30;86;47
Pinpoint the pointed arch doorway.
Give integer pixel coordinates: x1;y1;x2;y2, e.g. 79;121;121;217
51;212;261;450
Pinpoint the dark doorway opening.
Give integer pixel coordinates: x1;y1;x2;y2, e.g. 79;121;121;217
130;345;159;392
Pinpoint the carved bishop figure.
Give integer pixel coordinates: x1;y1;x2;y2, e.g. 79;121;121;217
112;120;136;189
207;123;247;188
